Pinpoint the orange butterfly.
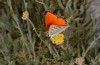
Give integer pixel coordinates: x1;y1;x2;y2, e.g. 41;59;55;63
45;11;70;37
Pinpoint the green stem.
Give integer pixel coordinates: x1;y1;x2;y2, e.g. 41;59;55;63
27;18;45;44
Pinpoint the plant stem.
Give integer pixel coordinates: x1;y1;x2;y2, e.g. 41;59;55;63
27;18;45;44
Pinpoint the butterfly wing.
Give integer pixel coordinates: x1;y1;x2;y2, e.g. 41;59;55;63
48;25;70;37
45;11;57;30
53;17;67;26
45;12;67;28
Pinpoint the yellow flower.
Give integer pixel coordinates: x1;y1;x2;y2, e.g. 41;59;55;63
50;33;64;45
22;11;29;20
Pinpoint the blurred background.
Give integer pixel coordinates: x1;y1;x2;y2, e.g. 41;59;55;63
0;0;99;65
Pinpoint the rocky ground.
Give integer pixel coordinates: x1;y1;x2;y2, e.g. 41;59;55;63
87;0;100;45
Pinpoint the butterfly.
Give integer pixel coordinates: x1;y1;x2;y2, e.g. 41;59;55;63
45;11;70;37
